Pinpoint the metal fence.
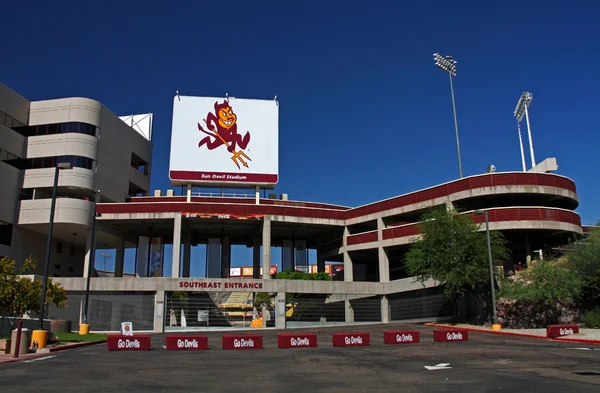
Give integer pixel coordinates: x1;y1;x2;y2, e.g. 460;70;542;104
165;291;267;331
285;294;382;328
388;287;453;322
46;291;155;332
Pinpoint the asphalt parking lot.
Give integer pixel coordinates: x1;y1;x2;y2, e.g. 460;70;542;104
1;323;599;393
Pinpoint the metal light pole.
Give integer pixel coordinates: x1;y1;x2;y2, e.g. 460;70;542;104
39;162;73;330
101;252;111;273
434;52;463;179
82;190;100;326
474;209;498;326
514;92;535;170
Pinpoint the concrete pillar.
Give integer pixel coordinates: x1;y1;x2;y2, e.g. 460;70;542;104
114;240;125;277
345;298;354;322
83;246;93;278
154;290;165;333
316;248;326;273
525;236;531;267
221;236;231;278
172;214;182;278
276;291;286;329
343;227;353;282
182;236;191;278
186;184;192;203
262;216;271;279
381;295;390;323
377;218;389;282
255;185;260;205
445;199;454;212
282;239;294;271
252;236;261;279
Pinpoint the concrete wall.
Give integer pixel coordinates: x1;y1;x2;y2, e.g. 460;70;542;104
26;133;98;161
95;106;153;202
22;167;96;191
0;83;30;124
0;226;86;277
0;161;21;224
0;124;26;158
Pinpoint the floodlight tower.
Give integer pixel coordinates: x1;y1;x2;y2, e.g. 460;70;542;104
514;92;535;170
434;52;463;179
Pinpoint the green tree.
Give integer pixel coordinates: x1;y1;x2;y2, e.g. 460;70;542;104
0;256;68;329
405;207;510;307
566;222;600;309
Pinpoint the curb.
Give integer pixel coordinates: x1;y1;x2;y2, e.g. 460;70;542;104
424;323;600;345
48;340;107;353
0;340;107;363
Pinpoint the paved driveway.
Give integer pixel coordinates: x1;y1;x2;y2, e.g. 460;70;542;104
1;323;599;392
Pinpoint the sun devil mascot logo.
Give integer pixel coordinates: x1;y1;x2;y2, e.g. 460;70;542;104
197;100;251;169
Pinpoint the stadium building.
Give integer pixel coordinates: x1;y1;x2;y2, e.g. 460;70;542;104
0;83;587;333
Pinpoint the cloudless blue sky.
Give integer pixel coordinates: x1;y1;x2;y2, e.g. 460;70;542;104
2;1;598;274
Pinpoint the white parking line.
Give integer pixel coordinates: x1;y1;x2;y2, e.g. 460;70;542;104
23;355;57;363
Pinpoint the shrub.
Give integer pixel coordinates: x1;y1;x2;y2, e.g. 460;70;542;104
580;308;600;328
496;299;579;328
496;261;582;328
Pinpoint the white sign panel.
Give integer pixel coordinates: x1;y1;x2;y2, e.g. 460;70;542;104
169;95;279;187
121;322;133;336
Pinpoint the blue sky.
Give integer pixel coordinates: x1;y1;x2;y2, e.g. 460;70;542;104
2;1;598;275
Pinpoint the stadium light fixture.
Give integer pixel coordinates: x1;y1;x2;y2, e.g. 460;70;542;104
513;92;535;169
433;52;462;179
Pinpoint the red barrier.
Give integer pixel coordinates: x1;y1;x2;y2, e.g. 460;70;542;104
433;329;468;342
222;334;263;350
107;335;151;351
165;335;208;350
384;330;420;344
277;333;318;348
332;332;370;347
547;324;579;338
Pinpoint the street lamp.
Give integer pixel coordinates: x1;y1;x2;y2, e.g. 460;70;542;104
514;92;535;170
82;190;100;330
474;209;500;329
433;52;463;179
39;161;73;330
101;252;111;273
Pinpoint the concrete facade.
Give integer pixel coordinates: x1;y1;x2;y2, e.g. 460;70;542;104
0;82;153;277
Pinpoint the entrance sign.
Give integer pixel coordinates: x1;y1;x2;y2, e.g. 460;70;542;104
433;329;468;342
121;322;133;336
107;335;151;351
222;334;263;350
165;335;209;350
332;332;370;347
278;333;318;349
383;330;420;344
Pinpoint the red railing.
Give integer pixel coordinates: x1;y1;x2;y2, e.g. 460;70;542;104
346;231;378;246
346;173;577;220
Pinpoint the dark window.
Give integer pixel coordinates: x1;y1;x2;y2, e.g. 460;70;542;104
70;245;76;257
68;267;74;273
56;241;63;254
0;222;13;246
47;123;59;134
54;264;61;270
